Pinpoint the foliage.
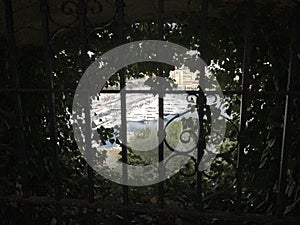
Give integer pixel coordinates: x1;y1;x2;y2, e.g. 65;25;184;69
1;1;300;224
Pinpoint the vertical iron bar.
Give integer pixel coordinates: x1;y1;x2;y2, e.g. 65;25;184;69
195;2;208;225
4;0;29;224
199;0;208;61
197;0;208;203
157;1;165;224
276;2;300;217
116;0;129;223
78;1;95;224
196;91;205;213
39;0;62;224
236;0;254;213
40;0;60;200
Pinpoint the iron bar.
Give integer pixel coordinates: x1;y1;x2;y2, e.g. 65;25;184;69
39;2;63;224
276;2;300;217
116;0;129;223
4;0;29;224
235;0;254;213
2;0;300;224
199;0;208;61
0;195;300;224
78;0;95;224
1;88;300;96
157;0;165;224
195;1;208;218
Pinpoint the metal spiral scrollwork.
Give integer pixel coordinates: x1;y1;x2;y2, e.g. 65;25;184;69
87;11;117;37
46;0;117;43
61;0;79;16
87;0;103;15
163;93;203;177
186;94;197;105
163;111;197;155
48;0;80;43
163;91;240;179
49;0;79;29
179;156;197;177
85;0;117;33
180;129;197;145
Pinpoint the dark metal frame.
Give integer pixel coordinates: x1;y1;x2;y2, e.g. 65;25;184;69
2;0;300;224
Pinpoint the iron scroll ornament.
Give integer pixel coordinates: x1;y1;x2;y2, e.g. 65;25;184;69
45;0;117;43
72;40;227;186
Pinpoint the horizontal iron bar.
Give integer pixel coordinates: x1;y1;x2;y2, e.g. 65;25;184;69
0;195;299;224
1;88;300;96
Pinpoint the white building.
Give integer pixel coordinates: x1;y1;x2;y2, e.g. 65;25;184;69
169;67;199;90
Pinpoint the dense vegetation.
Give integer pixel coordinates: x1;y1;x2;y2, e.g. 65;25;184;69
1;1;300;224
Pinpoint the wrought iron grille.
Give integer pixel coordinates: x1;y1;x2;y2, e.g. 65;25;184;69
1;0;300;224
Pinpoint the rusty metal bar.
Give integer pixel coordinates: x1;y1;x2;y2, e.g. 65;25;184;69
235;0;254;213
276;2;300;217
